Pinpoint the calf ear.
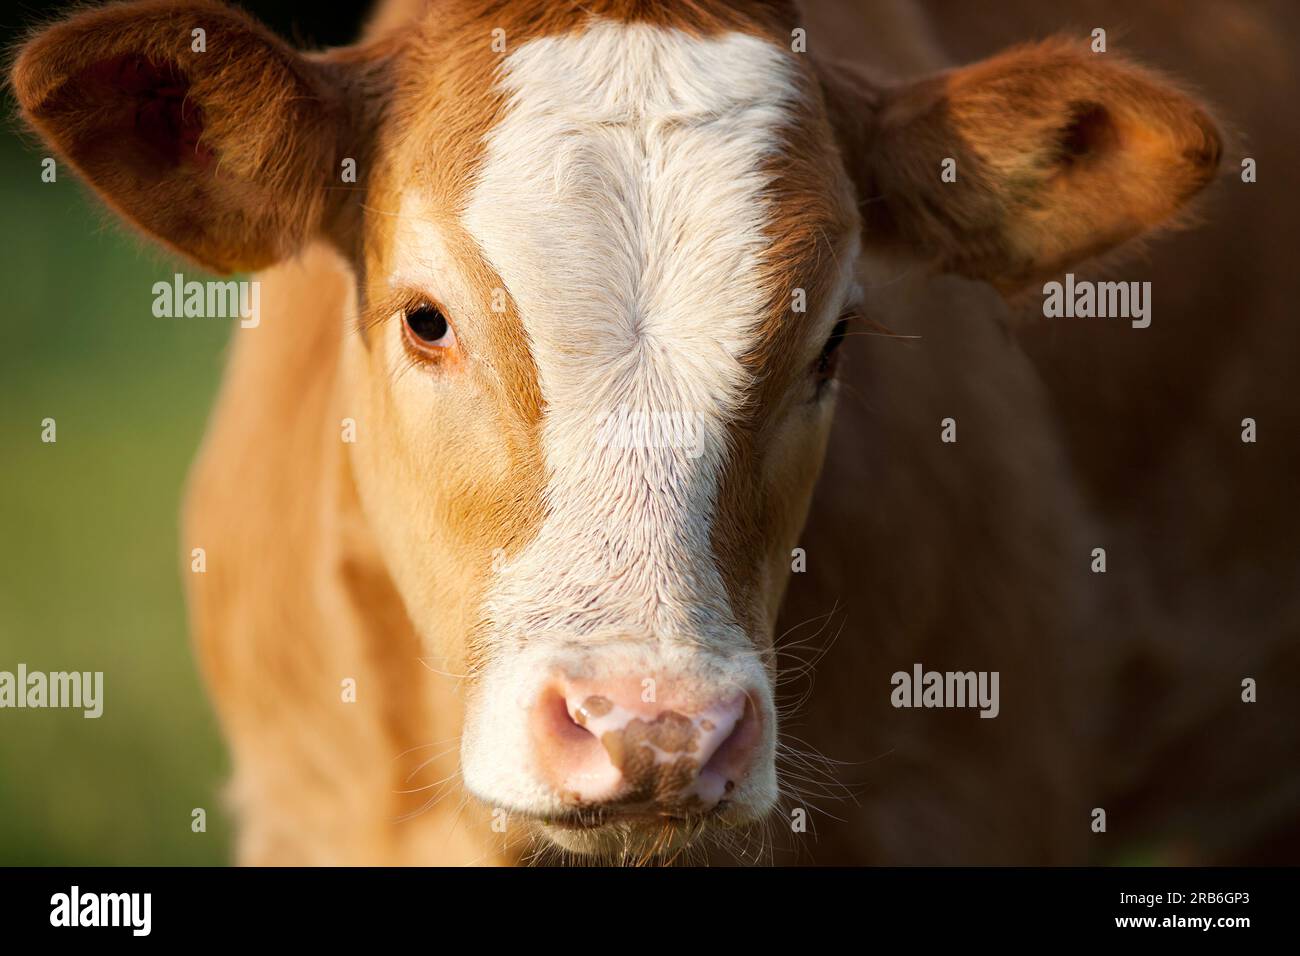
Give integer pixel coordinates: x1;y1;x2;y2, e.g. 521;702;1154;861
832;39;1224;290
10;0;365;274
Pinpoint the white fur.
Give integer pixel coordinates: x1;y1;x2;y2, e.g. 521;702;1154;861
457;20;804;817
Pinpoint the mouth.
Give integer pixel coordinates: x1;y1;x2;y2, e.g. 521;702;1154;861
522;802;750;861
539;805;718;832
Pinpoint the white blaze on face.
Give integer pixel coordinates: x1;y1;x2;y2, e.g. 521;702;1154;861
459;19;796;812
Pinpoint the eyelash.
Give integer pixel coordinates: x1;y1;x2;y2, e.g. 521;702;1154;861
817;318;849;374
812;312;854;399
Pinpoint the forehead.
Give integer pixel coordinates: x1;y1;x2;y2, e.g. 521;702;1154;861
467;19;811;405
385;8;858;377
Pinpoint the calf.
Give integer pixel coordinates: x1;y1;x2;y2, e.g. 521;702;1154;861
13;0;1229;863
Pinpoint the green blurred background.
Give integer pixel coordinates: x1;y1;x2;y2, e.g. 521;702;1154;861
0;0;367;866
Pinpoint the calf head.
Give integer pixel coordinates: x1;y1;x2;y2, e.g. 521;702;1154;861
13;0;1221;858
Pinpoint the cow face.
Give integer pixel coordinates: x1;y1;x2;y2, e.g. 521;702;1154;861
343;7;859;856
13;0;1220;859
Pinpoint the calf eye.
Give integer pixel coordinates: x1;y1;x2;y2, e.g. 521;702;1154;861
402;302;456;352
815;316;850;382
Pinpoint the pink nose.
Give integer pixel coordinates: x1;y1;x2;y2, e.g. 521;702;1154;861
531;680;760;811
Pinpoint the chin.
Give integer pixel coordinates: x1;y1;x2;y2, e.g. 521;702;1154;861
525;800;773;865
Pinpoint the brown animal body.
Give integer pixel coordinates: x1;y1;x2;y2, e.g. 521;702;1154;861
792;0;1300;864
11;0;1296;864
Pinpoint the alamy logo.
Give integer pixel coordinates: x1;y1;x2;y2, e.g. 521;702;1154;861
50;886;151;936
1042;273;1151;328
594;405;706;459
890;663;1000;718
0;664;103;718
152;273;260;328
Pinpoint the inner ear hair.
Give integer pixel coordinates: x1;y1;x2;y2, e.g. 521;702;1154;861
1055;101;1119;165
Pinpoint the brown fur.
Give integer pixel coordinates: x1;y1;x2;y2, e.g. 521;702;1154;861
10;0;364;272
822;37;1223;290
904;0;1300;862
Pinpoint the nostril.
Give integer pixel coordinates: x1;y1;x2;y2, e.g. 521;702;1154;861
700;696;760;795
541;688;598;746
531;687;617;802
